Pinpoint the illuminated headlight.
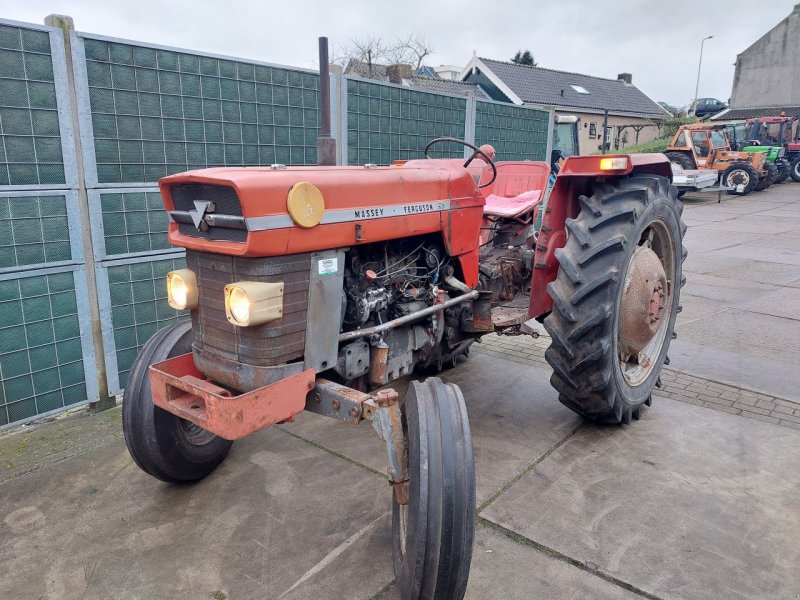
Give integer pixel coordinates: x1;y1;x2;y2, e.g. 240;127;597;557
599;157;629;171
224;281;284;326
166;269;198;310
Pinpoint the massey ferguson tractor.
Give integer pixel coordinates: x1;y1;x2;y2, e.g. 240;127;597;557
121;43;685;600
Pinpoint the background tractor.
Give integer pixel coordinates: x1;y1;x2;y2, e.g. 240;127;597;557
121;43;686;600
664;123;770;195
738;116;800;182
741;116;796;183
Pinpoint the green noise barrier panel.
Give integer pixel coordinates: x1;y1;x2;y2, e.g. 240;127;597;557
346;77;468;165
104;256;187;393
475;100;549;162
0;22;66;186
80;36;321;184
0;271;87;425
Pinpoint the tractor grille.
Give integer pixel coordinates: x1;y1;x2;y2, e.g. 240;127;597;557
186;250;311;366
168;184;248;243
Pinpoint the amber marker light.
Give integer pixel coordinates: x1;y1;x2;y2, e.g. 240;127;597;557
599;157;629;171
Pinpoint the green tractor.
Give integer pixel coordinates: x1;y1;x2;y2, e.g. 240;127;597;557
739;117;797;184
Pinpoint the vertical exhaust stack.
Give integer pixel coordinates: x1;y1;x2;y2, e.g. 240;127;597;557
317;37;336;166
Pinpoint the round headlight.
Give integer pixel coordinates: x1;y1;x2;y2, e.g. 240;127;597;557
228;286;251;324
166;269;198;310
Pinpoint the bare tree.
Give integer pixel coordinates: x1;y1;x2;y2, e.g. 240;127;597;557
334;33;434;76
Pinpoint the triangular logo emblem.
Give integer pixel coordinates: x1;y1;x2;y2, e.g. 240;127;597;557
190;200;212;230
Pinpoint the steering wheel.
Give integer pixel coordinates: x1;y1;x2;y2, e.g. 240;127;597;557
424;137;497;188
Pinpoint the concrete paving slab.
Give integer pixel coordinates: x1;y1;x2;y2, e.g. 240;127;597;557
710;244;800;267
688;258;800;287
674;293;731;326
740;286;800;321
675;272;780;305
0;424;394;600
746;229;800;251
482;398;800;600
671;307;800;398
690;219;797;235
376;525;644;600
283;353;582;504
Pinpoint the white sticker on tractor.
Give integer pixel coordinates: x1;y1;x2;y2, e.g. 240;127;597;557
318;258;338;276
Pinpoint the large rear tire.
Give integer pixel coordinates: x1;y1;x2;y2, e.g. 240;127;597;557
122;321;233;483
723;162;759;195
544;175;686;424
393;378;475;600
790;157;800;182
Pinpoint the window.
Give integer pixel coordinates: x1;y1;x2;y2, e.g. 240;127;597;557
691;131;710;157
710;130;728;149
589;123;597;137
674;131;687;147
570;84;590;95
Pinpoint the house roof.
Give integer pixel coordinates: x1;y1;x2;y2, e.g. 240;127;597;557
407;76;491;100
465;58;669;119
710;105;800;120
345;60;388;80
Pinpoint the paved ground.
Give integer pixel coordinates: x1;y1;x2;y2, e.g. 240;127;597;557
2;184;800;600
671;184;800;400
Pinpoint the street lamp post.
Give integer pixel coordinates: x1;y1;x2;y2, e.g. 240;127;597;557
693;35;714;110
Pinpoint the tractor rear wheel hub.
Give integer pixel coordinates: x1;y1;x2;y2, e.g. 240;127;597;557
619;245;668;357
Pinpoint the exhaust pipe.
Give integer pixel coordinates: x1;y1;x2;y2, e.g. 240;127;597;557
316;37;336;166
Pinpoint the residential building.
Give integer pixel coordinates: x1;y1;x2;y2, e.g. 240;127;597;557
711;5;800;121
459;56;671;153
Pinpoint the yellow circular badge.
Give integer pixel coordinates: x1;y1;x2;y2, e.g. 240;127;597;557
287;181;325;228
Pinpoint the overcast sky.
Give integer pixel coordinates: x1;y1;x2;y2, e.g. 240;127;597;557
5;0;797;107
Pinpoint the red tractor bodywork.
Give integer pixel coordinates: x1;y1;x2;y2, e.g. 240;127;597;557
151;152;671;440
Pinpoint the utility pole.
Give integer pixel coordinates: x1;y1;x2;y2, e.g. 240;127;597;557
693;35;714;109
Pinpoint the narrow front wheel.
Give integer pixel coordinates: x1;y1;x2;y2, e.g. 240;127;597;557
393;378;475;600
122;321;233;483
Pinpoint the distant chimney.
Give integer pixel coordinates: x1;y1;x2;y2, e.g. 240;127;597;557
386;63;413;84
617;73;632;84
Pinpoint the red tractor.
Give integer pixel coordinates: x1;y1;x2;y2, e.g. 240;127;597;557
122;140;685;598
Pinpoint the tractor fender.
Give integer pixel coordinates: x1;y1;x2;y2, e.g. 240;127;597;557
528;153;672;319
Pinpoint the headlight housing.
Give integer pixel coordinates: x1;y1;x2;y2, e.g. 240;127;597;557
166;269;198;310
224;281;284;326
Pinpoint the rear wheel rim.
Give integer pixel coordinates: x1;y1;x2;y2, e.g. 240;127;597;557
617;220;676;387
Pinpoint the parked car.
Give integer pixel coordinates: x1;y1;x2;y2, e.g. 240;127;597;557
691;98;728;118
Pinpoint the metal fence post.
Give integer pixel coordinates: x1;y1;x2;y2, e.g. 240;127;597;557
44;14;115;412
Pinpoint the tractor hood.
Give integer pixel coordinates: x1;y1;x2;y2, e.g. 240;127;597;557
159;162;484;257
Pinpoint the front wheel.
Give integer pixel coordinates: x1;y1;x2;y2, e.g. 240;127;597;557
723;162;760;195
393;378;475;600
122;321;233;483
755;163;776;191
544;175;686;424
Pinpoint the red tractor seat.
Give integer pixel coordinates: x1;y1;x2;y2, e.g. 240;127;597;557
483;189;542;218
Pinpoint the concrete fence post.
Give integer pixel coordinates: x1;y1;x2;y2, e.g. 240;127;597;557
44;14;116;412
464;92;476;158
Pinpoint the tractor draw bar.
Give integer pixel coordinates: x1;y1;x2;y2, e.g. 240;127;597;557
338;290;481;343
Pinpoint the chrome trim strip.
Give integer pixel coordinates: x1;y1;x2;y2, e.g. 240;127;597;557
245;199;451;232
